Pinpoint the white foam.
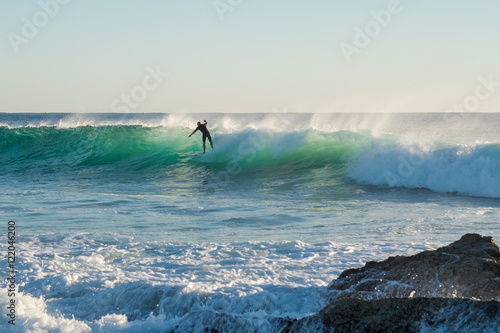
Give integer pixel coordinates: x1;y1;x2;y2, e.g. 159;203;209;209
0;291;91;333
349;141;500;198
2;233;434;332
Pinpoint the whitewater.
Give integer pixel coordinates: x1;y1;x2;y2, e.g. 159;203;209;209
1;112;499;332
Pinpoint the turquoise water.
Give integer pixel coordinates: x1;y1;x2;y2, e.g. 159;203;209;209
1;112;499;332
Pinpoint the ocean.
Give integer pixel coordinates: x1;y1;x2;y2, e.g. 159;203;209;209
1;112;499;332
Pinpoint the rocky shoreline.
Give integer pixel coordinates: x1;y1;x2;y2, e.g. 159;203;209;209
282;233;500;332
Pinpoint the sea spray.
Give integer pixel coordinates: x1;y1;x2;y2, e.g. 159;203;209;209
2;117;499;197
1;112;499;332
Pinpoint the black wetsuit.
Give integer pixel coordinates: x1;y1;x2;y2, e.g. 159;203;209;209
196;124;212;143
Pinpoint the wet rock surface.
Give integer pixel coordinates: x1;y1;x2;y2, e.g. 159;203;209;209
283;297;500;333
329;233;500;300
282;234;500;332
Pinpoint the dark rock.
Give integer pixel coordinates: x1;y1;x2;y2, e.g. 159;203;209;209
329;233;500;300
281;234;500;332
322;297;500;332
283;297;500;333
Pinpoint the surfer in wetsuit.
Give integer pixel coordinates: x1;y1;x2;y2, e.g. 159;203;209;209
189;120;213;154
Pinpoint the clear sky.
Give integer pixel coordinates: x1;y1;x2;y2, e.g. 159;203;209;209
1;0;499;113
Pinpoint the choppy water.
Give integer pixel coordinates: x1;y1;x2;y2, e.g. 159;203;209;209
1;112;499;332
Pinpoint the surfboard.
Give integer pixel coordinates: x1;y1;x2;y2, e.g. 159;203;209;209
186;151;213;157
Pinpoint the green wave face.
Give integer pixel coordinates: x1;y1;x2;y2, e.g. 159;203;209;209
1;126;373;176
2;123;500;198
1;126;175;176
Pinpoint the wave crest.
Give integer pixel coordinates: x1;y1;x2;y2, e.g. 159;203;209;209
349;141;500;198
2;118;499;198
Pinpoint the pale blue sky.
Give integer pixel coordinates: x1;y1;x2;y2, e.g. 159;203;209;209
1;0;499;113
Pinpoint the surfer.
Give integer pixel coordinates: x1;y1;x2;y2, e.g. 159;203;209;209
188;120;213;154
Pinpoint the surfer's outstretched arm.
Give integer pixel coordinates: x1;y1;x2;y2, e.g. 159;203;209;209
188;128;198;137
